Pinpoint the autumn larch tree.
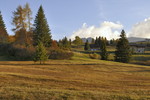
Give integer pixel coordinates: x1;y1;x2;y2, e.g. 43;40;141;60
33;5;52;47
12;4;33;46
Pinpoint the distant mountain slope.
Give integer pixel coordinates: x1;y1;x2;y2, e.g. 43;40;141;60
81;37;149;43
82;37;93;43
127;37;148;42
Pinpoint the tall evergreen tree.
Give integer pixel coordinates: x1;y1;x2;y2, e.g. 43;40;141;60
98;36;102;47
100;38;108;60
33;42;48;64
84;40;90;51
115;30;132;63
33;6;52;47
91;38;95;44
0;11;8;43
95;37;99;46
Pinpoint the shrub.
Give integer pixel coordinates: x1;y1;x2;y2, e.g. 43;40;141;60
8;44;35;60
0;43;11;55
0;43;35;60
48;49;74;60
89;53;100;59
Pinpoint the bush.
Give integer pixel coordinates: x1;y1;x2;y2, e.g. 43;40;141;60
89;53;100;59
48;49;74;60
0;44;10;55
8;44;35;60
0;43;35;60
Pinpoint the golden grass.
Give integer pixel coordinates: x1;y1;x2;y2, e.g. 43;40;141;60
0;53;150;100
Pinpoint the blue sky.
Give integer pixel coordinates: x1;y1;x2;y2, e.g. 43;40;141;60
0;0;150;40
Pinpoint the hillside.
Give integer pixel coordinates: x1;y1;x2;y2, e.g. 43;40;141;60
0;53;150;100
128;37;148;43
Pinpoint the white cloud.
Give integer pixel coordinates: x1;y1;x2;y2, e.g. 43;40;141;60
129;18;150;38
70;21;123;40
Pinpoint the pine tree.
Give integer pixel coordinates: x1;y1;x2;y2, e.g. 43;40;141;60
100;38;108;60
95;37;98;46
84;40;90;51
34;42;48;64
98;36;102;47
33;6;52;47
69;39;72;45
91;38;95;44
59;37;71;49
115;30;132;63
0;11;8;43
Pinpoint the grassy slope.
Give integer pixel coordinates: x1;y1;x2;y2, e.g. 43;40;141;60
0;53;150;100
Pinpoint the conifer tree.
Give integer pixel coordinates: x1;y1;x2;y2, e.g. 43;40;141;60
115;30;132;63
91;38;95;44
33;6;52;47
95;37;98;46
0;11;8;43
59;37;71;49
98;36;102;47
100;37;108;60
34;42;48;64
84;40;90;51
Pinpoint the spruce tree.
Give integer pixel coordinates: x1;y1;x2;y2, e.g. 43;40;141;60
84;40;90;51
115;30;132;63
33;6;52;47
100;38;108;60
95;37;98;46
91;38;95;44
34;42;48;64
0;11;8;43
59;37;71;49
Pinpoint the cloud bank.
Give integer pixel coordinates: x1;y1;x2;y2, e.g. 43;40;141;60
129;18;150;38
70;21;123;40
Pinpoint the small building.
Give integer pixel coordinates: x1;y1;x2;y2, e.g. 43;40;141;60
146;39;150;42
130;44;146;53
90;44;100;51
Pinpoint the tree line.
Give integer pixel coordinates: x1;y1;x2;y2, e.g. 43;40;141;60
0;3;73;64
84;30;132;63
0;3;132;63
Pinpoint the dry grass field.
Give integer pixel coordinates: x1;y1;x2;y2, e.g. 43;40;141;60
0;53;150;100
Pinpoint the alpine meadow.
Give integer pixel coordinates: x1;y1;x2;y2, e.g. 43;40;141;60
0;1;150;100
